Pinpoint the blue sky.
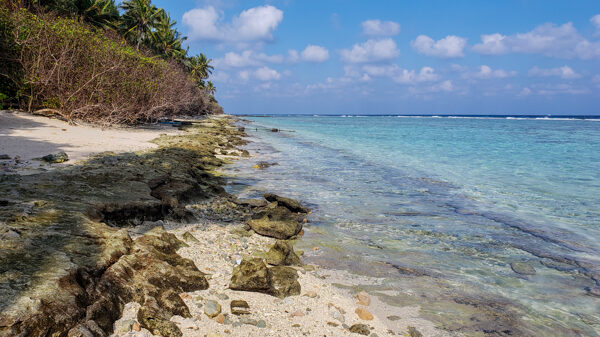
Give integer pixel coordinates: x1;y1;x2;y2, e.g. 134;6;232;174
153;0;600;115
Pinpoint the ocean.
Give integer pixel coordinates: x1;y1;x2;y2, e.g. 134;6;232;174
224;115;600;336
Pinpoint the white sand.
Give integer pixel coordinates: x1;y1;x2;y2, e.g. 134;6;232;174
0;110;182;165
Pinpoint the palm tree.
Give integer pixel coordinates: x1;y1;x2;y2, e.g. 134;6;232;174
75;0;119;29
205;81;216;95
120;0;162;50
150;12;187;60
186;53;213;85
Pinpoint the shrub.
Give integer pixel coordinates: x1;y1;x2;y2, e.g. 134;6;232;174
0;7;216;124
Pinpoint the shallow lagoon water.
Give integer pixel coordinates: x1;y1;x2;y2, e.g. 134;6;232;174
224;115;600;336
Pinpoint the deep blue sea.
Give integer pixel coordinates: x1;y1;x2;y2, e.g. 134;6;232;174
225;115;600;337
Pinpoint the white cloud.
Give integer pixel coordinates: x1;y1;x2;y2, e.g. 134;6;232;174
238;70;250;81
254;66;281;81
528;66;581;79
592;15;600;33
409;80;454;95
412;35;467;58
214;50;284;68
519;87;532;96
470;65;516;79
287;50;300;63
361;19;401;36
340;39;400;63
301;45;330;62
183;5;283;43
473;21;600;59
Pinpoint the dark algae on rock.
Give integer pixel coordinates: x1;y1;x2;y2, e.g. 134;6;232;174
0;117;247;337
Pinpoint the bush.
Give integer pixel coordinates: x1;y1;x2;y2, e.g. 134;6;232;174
0;7;217;124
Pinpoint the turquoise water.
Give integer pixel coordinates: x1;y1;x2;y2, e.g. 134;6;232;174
225;115;600;336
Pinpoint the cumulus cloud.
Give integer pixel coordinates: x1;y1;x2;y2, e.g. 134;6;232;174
214;50;284;68
301;45;330;62
287;50;300;63
182;5;283;43
409;80;454;95
473;21;600;59
411;35;467;58
340;39;400;63
360;65;439;83
237;67;281;81
470;65;516;79
528;66;581;79
361;20;401;36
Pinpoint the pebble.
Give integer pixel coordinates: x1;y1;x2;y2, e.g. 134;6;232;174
387;315;401;321
292;310;305;317
510;262;536;276
215;314;225;324
240;318;259;326
230;300;250;315
407;326;423;337
327;322;339;327
256;319;267;328
204;300;221;318
356;291;370;306
355;307;374;320
303;291;317;298
349;323;371;335
292;324;301;328
216;293;229;300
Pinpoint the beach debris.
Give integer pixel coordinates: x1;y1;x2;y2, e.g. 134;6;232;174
39;151;69;163
407;326;423;337
230;300;251;315
356;291;371;306
510;262;536;276
229;258;301;298
387;315;401;321
270;128;279;132
182;231;200;243
355;307;374;320
349;323;371;335
204;300;221;318
265;240;301;266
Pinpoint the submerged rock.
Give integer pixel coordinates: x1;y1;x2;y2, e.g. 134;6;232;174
265;240;301;266
510;262;536;276
264;193;309;213
253;161;277;169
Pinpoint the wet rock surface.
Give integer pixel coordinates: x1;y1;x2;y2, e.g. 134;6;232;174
265;240;301;266
247;195;308;240
229;258;301;298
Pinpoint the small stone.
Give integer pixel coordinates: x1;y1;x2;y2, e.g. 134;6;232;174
342;323;350;329
224;329;231;334
370;334;379;337
132;322;141;331
0;154;10;160
303;291;317;298
216;293;229;300
356;291;370;306
256;320;266;328
204;300;222;318
292;324;301;328
349;323;370;335
510;262;536;276
302;265;316;271
230;300;250;315
313;246;319;251
387;315;401;321
240;318;258;326
327;322;339;327
355;307;374;320
207;333;222;337
40;151;68;163
183;231;200;243
215;314;225;324
407;326;423;337
292;310;305;317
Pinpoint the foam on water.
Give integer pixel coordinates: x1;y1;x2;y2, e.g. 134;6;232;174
224;115;600;336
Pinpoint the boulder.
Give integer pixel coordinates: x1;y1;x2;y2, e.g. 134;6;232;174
230;258;272;293
265;240;301;266
247;202;303;239
263;193;309;213
269;266;301;298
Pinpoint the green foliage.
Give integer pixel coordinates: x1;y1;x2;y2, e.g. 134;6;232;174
0;7;23;103
0;93;7;109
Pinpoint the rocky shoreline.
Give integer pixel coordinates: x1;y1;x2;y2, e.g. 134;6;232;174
0;116;399;337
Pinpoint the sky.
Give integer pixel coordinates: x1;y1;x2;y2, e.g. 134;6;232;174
152;0;600;115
